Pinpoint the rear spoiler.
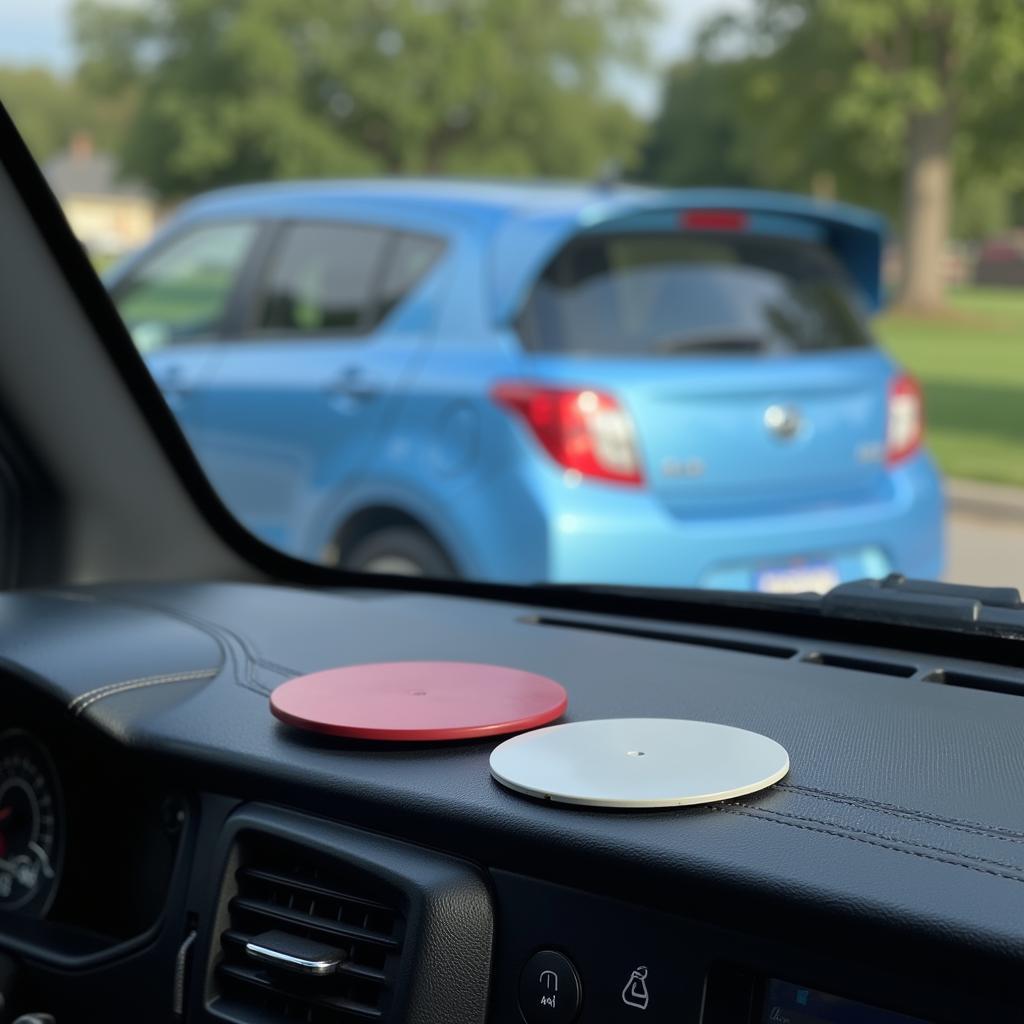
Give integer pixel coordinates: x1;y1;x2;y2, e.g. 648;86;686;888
491;187;887;323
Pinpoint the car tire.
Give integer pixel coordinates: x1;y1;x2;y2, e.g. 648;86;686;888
341;527;457;579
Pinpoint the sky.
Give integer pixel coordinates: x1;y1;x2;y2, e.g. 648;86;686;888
0;0;749;116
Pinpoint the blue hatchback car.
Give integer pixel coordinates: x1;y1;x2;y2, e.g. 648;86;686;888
108;180;944;591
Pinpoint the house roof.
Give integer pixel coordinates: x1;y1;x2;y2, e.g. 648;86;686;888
43;148;153;202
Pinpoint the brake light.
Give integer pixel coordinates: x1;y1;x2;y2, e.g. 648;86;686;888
886;373;924;466
491;383;644;486
681;209;748;232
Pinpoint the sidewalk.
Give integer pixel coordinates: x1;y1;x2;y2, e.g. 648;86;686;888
945;478;1024;591
946;478;1024;522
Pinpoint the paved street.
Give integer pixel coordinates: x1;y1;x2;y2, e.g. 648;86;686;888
948;510;1024;592
945;479;1024;592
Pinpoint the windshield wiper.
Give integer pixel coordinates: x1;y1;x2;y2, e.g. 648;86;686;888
543;575;1024;639
822;575;1024;635
651;328;772;355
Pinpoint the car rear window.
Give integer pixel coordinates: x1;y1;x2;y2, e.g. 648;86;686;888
519;232;873;355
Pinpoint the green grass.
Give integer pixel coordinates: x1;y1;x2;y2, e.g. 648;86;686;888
876;285;1024;488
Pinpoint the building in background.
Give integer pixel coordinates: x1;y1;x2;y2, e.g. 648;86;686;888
43;133;157;257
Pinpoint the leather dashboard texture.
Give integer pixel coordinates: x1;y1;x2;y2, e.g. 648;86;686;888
3;581;1024;984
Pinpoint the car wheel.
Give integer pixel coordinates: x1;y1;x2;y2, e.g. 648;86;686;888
341;527;457;579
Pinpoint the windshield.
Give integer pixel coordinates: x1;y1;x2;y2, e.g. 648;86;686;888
4;0;1023;612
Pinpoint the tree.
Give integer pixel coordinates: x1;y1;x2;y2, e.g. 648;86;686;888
644;0;1024;311
810;0;1024;310
73;0;654;200
0;65;131;163
640;58;757;189
0;67;80;161
640;16;903;219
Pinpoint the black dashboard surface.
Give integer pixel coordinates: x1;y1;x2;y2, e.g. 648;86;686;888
3;581;1024;1020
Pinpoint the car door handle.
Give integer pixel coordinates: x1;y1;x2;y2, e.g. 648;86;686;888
328;368;377;401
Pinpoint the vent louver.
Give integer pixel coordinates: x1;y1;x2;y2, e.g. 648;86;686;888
526;614;798;659
213;836;404;1023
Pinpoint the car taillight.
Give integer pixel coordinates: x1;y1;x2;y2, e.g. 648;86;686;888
491;382;644;486
886;373;924;466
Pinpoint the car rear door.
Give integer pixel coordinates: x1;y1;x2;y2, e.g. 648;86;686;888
196;220;444;557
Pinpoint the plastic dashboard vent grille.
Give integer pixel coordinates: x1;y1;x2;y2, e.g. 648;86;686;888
214;840;404;1023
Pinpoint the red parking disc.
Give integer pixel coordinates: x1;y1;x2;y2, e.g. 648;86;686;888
270;661;568;741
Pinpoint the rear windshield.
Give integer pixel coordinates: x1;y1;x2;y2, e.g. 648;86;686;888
519;232;873;355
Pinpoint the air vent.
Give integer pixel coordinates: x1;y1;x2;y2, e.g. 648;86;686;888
526;610;1024;694
213;836;404;1023
527;615;798;659
800;651;916;678
922;668;1024;697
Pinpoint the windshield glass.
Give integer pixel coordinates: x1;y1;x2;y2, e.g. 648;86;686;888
521;233;872;354
4;0;1023;609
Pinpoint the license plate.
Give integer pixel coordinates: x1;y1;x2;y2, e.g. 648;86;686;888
756;562;840;595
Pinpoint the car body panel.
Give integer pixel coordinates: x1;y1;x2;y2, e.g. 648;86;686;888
108;180;943;591
515;348;894;512
194;231;458;553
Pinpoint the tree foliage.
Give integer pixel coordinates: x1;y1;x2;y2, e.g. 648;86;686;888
642;0;1024;308
0;65;131;163
640;58;755;190
643;53;901;210
74;0;655;199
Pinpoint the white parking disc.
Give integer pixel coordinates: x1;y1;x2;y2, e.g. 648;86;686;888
489;718;789;808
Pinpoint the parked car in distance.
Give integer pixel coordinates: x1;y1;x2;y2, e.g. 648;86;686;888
974;230;1024;286
106;180;944;592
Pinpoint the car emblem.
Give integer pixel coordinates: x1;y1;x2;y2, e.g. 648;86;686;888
764;404;802;440
661;456;705;479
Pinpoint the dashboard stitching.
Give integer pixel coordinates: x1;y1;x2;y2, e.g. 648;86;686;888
734;806;1024;876
101;594;302;678
778;782;1024;839
776;789;1024;843
725;808;1024;884
40;588;260;695
48;590;298;696
90;594;301;693
69;668;218;710
70;668;219;713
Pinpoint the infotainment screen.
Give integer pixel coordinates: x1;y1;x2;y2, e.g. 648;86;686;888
761;979;930;1024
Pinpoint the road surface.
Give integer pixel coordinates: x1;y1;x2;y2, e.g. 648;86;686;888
947;510;1024;592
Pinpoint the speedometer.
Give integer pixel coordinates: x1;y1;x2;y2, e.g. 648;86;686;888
0;731;63;915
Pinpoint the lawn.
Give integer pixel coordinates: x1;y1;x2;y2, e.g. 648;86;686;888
876;285;1024;488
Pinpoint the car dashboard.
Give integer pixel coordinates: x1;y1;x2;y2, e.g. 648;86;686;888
1;581;1023;1023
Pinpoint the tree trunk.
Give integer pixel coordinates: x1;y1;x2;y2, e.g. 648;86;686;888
898;107;954;313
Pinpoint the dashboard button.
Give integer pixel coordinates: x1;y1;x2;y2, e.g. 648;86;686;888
519;950;582;1023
